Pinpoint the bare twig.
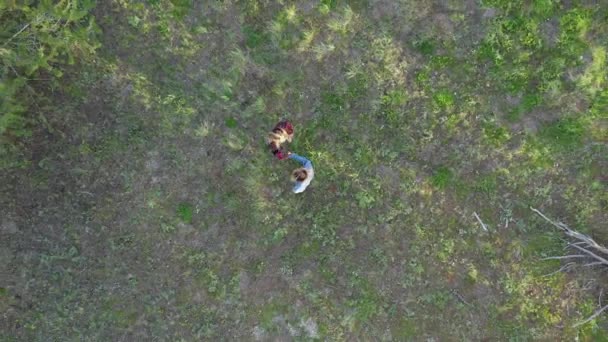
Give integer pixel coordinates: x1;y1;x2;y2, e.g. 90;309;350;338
531;207;608;260
3;23;31;47
543;262;575;277
573;304;608;328
531;207;608;327
569;244;608;266
450;288;472;307
473;212;488;232
542;255;586;260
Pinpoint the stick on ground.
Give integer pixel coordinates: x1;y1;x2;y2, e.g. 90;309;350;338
473;212;488;232
573;304;608;328
531;207;608;327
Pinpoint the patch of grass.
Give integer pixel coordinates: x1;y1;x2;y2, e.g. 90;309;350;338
539;116;585;151
431;166;453;189
474;174;498;197
414;38;435;55
169;0;192;19
508;92;542;121
393;317;418;340
225;117;238;128
258;301;288;331
503;66;531;93
523;230;563;260
430;55;455;69
432;90;455;110
415;68;431;89
483;122;510;146
531;0;557;18
347;276;384;326
244;26;269;48
320;0;338;12
436;237;456;262
379;88;408;124
579;46;607;95
321;89;346;113
419;290;451;310
177;202;194;223
269;227;289;245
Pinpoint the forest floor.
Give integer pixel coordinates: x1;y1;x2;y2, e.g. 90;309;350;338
2;0;608;340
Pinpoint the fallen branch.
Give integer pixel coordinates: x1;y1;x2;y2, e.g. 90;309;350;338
543;262;575;277
2;23;30;47
473;212;488;232
531;207;608;327
531;207;608;256
569;244;608;267
542;255;586;260
573;304;608;328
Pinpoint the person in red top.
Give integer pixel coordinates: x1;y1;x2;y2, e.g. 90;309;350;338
267;119;294;160
270;141;288;160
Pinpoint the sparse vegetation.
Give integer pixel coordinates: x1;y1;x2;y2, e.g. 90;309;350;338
1;0;607;340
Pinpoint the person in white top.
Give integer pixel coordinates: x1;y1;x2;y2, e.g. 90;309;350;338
287;152;314;193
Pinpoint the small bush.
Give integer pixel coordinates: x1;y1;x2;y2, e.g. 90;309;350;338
539;117;585;150
0;1;99;160
431;166;453;189
177;202;194;223
433;90;455;110
483;122;510;146
414;38;435;55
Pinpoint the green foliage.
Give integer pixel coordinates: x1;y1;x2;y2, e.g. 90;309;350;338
177;202;194;223
579;46;607;95
414;38;435;55
508;92;543;121
0;78;28;137
474;174;498;196
430;55;455;69
320;0;338;12
169;0;192;19
560;8;591;42
321;89;346;112
393;318;418;339
419;290;451;310
347;276;383;325
483;122;510;146
431;166;453;189
269;227;289;244
521;92;542;111
225;117;238;128
355;190;376;208
481;0;523;12
531;0;557;18
415;68;430;89
243;26;268;49
0;0;99;155
379;88;408;124
432;90;455;110
539;116;585;150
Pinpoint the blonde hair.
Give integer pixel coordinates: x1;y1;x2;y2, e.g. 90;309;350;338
291;168;308;182
267;129;287;145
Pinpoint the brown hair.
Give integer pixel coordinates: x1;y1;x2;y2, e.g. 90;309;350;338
291;168;308;182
